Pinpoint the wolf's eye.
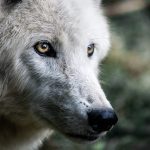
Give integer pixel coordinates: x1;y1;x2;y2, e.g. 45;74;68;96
34;41;56;57
87;43;95;57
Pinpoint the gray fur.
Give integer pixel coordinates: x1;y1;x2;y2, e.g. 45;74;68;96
0;0;112;149
2;0;22;7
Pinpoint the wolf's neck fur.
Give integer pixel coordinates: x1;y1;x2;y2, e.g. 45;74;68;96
0;95;51;150
0;117;50;150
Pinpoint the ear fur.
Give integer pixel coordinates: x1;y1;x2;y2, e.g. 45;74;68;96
0;0;22;19
1;0;22;11
3;0;22;5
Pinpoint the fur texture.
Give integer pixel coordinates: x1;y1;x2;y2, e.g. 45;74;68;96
0;0;112;149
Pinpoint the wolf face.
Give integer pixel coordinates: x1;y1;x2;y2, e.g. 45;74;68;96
0;0;117;145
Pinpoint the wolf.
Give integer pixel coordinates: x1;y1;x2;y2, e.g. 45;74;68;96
0;0;118;150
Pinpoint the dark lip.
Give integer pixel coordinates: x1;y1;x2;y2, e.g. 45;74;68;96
37;114;99;142
66;133;99;141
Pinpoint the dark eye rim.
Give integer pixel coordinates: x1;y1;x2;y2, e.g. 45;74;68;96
88;43;95;57
34;40;57;58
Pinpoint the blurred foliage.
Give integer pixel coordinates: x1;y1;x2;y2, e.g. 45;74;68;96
40;1;150;150
101;0;150;149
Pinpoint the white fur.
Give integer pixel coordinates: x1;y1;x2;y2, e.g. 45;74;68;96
0;0;112;149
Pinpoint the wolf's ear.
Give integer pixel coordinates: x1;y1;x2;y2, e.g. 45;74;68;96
0;0;22;19
1;0;22;10
3;0;22;6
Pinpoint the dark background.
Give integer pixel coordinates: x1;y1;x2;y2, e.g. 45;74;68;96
40;0;150;149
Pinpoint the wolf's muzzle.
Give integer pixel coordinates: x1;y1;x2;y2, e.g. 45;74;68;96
88;109;118;133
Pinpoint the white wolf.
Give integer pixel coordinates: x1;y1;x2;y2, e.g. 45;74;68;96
0;0;118;150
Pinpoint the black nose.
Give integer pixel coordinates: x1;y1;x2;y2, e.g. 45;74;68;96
88;109;118;133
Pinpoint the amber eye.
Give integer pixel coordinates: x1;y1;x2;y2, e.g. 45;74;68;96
87;43;95;57
34;41;56;57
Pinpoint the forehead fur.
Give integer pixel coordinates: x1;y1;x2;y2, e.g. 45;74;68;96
0;0;109;59
1;0;104;36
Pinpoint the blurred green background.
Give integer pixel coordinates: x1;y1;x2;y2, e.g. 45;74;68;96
40;0;150;149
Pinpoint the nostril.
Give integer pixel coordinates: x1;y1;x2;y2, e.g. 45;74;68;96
88;109;118;133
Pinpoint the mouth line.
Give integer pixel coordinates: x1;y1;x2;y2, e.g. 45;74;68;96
66;133;99;141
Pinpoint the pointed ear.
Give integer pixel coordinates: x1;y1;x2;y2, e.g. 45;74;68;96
0;0;22;19
1;0;22;11
3;0;22;6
